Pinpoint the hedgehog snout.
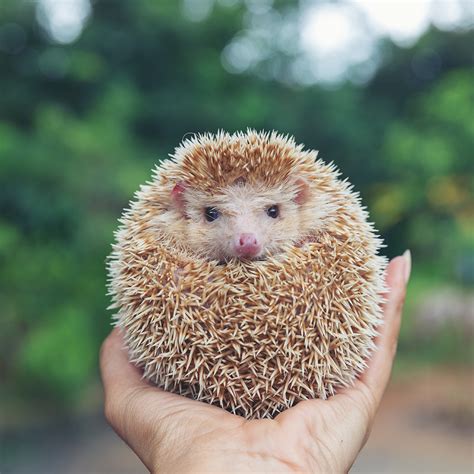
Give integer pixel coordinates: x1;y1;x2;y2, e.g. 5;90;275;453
235;233;261;258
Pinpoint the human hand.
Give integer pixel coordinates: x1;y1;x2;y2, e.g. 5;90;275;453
100;252;411;473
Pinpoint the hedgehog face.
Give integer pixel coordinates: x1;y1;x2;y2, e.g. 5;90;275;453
172;179;310;262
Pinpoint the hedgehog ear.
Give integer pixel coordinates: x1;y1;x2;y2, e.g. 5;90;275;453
293;178;309;205
171;181;187;213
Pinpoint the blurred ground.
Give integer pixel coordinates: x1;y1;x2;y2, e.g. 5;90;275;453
3;367;473;474
353;368;474;474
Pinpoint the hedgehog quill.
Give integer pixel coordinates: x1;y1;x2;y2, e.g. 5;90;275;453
108;130;387;419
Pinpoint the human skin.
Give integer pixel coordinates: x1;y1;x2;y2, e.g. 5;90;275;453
100;252;411;473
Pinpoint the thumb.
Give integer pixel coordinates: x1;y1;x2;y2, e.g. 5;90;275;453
332;251;410;420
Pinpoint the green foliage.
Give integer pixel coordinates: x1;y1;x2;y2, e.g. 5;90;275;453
376;69;473;269
0;1;472;412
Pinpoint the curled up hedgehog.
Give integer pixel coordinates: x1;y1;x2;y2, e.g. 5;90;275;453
108;130;386;419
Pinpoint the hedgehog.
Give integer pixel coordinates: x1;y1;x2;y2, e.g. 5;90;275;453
108;130;386;419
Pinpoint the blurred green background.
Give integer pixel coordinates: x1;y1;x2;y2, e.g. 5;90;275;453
1;0;473;472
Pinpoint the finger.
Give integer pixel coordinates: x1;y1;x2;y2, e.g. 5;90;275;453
100;327;149;398
337;252;410;413
101;328;173;470
100;329;241;471
99;327;185;422
100;327;209;413
358;252;409;403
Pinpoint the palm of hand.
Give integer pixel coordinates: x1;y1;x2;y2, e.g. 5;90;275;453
101;256;408;473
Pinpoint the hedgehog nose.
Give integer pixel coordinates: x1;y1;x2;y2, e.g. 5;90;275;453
236;233;261;258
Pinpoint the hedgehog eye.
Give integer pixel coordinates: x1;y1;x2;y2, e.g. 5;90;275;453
266;205;279;218
204;207;220;222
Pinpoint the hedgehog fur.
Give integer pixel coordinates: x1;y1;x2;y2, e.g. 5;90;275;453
108;130;387;419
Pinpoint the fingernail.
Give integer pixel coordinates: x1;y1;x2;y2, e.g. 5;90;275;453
402;249;411;284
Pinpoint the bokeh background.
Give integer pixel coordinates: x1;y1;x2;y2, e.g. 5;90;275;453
1;0;473;472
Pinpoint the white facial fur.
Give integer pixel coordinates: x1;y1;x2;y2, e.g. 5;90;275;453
176;180;313;261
